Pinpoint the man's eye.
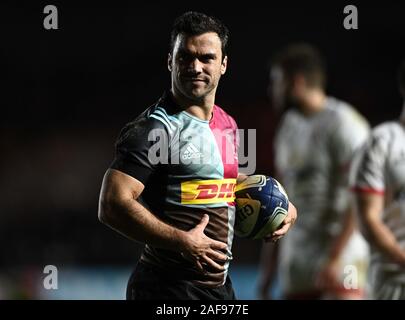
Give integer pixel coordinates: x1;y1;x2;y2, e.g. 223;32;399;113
178;56;192;63
201;57;213;63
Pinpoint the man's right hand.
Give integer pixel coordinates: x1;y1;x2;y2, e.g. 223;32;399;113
180;214;229;274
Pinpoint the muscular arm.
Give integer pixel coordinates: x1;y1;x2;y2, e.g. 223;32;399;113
328;204;356;262
98;168;228;272
315;202;357;290
98;168;185;250
355;192;405;266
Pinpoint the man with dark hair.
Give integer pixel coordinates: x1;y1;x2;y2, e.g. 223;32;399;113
170;11;229;59
98;11;297;300
258;43;369;299
271;43;326;90
351;59;405;299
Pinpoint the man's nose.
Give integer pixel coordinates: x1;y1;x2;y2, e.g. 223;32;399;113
188;58;203;73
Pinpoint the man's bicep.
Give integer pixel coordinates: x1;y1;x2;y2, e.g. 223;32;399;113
100;168;145;204
331;124;368;178
355;192;384;225
351;134;387;194
98;168;144;223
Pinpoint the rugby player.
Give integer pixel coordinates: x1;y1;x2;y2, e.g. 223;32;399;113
351;59;405;299
98;11;297;300
258;43;369;299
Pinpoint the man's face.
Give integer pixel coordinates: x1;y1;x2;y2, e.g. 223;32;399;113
169;32;227;102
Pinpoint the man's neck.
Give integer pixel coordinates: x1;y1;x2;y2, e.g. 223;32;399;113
171;88;215;121
299;89;327;116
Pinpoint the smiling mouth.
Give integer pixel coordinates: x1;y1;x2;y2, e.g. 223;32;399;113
183;77;206;83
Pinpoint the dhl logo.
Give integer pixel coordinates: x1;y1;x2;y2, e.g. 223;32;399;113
181;179;236;204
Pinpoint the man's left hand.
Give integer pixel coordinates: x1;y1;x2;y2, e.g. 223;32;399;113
264;202;297;243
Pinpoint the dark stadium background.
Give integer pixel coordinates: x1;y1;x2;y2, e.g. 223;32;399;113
0;1;404;299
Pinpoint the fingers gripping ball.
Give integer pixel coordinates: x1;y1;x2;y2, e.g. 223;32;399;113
234;175;289;240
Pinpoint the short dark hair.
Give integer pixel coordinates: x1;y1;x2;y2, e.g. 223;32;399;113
398;59;405;94
170;11;229;60
271;43;327;89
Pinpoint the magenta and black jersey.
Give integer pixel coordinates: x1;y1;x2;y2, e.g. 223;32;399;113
111;92;239;287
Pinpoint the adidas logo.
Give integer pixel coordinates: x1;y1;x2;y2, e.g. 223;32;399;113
182;143;204;160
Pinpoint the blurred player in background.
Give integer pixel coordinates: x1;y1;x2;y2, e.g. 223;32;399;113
98;12;297;300
258;43;370;299
351;59;405;299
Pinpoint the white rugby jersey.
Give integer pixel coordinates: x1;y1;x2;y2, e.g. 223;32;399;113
351;121;405;287
275;97;370;294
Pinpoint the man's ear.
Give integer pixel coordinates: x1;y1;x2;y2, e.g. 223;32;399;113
168;53;173;72
221;55;228;75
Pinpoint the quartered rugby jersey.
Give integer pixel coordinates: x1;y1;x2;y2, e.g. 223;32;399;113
111;92;239;287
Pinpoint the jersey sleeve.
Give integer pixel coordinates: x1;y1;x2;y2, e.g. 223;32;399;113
350;132;387;194
329;110;369;184
110;117;169;185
